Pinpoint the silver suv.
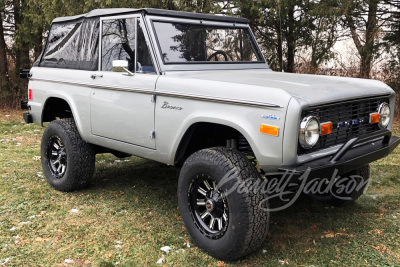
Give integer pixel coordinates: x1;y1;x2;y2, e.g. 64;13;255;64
21;8;399;260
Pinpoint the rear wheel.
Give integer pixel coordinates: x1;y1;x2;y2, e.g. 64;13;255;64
178;147;269;260
41;118;95;192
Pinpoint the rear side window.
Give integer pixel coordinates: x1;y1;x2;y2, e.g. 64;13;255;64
40;19;100;71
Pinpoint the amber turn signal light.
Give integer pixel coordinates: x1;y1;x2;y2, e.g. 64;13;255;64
260;124;279;137
320;122;333;135
369;113;380;124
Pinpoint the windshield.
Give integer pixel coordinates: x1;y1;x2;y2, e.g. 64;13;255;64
153;21;263;64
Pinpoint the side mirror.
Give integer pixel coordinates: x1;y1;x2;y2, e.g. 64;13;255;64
112;60;134;76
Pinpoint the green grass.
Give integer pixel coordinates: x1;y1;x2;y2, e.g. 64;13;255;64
0;110;399;266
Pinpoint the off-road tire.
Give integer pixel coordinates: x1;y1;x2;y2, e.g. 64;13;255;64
307;165;370;207
41;118;95;192
178;147;270;261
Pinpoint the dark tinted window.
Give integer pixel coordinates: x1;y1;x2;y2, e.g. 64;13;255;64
137;20;156;73
153;21;262;63
40;19;100;70
101;18;136;72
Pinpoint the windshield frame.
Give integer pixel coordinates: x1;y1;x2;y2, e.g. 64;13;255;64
145;15;269;72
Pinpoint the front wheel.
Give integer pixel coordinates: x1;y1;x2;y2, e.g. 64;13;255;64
41;118;95;192
178;147;269;260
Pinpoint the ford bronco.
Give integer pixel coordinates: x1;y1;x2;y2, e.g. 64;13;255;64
21;8;399;260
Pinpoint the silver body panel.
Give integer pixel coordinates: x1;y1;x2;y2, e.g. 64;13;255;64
27;12;396;172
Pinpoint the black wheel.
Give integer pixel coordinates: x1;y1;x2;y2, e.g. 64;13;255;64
307;165;370;207
207;51;229;61
41;118;95;192
178;147;269;261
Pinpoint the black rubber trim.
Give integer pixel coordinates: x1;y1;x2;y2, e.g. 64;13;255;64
23;112;33;123
53;8;248;24
144;8;249;23
277;131;400;179
19;68;31;79
21;100;29;110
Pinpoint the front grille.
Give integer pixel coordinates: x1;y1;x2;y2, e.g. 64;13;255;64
298;96;389;155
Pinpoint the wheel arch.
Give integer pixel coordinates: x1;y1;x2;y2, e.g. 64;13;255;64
42;97;73;123
173;120;258;166
41;95;86;140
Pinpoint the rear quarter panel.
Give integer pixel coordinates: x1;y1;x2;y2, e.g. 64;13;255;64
27;67;93;139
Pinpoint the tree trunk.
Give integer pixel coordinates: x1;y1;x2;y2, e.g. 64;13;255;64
0;17;10;95
33;25;43;60
346;0;379;79
286;5;295;73
360;0;378;78
275;19;283;72
13;0;30;97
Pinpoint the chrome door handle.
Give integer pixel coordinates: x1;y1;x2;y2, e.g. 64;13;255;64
91;74;103;80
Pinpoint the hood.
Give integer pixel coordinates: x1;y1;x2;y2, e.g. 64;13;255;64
166;69;393;106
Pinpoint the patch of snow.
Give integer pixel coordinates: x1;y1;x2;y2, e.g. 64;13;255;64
366;194;384;200
160;246;171;253
0;258;10;265
156;255;165;264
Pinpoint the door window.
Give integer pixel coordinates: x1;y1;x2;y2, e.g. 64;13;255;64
101;18;136;72
101;17;156;73
137;20;156;73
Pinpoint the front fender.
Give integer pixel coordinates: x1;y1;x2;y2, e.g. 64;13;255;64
155;97;291;171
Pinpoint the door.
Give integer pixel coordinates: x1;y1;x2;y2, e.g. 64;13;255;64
90;16;158;149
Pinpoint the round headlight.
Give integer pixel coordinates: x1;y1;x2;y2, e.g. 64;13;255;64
378;103;391;128
299;116;320;149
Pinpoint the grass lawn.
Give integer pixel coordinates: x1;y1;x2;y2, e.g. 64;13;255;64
0;110;399;266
